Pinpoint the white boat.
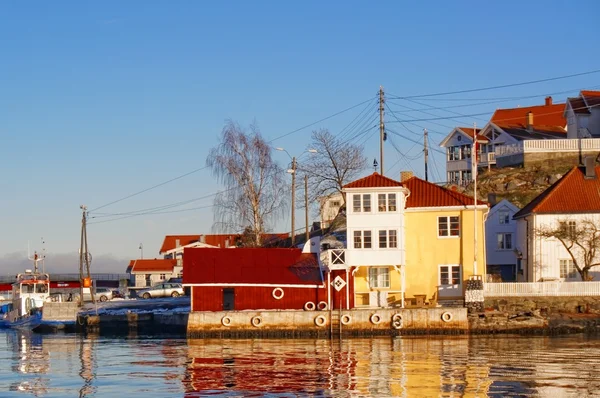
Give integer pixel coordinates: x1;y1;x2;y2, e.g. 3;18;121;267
0;253;50;330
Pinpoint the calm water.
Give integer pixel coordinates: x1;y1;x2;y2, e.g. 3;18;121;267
1;331;599;397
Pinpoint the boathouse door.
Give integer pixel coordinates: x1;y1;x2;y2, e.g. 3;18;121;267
223;288;235;310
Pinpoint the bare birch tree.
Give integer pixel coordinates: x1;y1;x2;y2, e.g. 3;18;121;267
206;121;287;247
537;218;600;281
300;129;366;205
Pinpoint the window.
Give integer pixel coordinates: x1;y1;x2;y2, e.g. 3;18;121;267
368;267;390;288
447;146;460;161
377;193;397;212
438;216;460;237
559;221;577;238
353;194;361;212
439;265;461;285
560;259;577;279
460;144;472;159
331;201;340;207
378;230;398;248
362;194;371;212
497;233;512;250
352;194;371;212
353;230;372;249
498;210;510;224
160;273;166;280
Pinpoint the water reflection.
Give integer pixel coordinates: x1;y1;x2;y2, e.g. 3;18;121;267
1;332;600;397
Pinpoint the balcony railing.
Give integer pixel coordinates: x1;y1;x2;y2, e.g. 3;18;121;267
478;152;496;164
495;138;600;158
484;281;600;297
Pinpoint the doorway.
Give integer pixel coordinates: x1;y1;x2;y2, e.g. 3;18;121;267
223;288;235;310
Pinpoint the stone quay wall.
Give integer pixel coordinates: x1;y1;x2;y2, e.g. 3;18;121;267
187;308;468;338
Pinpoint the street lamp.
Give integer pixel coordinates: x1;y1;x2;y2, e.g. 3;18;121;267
276;147;317;246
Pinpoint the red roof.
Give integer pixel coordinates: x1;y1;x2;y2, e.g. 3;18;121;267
582;90;600;109
402;177;487;208
183;248;322;285
514;165;600;218
491;102;566;133
129;259;177;273
159;235;201;254
343;172;404;188
457;127;488;143
343;173;486;208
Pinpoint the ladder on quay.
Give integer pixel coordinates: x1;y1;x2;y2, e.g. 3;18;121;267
330;307;342;339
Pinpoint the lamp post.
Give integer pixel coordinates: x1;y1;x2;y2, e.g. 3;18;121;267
276;147;317;247
139;243;143;259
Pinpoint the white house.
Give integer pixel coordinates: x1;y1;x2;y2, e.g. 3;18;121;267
439;127;486;185
565;90;600;138
319;192;344;229
513;159;600;282
485;199;520;282
342;172;410;307
126;259;181;288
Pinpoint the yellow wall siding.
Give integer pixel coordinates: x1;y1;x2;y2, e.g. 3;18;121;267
404;208;487;303
353;266;403;306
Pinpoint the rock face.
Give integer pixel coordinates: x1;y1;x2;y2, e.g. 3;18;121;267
449;159;576;208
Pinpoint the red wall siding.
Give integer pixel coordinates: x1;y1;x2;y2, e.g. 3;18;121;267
329;270;355;310
191;285;329;312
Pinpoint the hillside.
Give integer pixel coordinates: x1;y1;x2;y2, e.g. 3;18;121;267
452;159;578;208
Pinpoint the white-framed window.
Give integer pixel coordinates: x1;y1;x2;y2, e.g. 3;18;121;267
353;230;372;249
377;193;397;212
439;265;461;285
497;233;513;250
438;216;460;237
160;273;166;280
331;201;340;207
352;194;371;213
368;267;390;288
378;230;398;249
498;210;510;224
559;259;577;279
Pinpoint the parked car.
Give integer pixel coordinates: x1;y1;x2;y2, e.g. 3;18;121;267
73;287;114;303
138;283;184;299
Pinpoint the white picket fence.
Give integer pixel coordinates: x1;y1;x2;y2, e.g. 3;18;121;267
484;281;600;297
495;138;600;158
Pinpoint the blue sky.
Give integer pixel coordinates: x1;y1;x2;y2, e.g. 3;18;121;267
1;1;599;272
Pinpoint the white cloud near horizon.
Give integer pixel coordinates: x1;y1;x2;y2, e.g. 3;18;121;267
0;251;129;276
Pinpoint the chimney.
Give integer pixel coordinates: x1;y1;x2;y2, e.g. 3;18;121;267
487;193;497;207
545;96;552;106
526;112;534;132
584;156;596;179
200;235;205;243
175;239;180;248
400;171;414;182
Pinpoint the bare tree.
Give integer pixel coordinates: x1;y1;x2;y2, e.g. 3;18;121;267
300;129;367;205
537;218;600;281
206;121;287;247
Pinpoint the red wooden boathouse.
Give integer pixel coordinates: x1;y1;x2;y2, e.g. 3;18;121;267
183;246;353;312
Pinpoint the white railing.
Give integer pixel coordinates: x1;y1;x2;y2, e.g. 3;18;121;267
495;138;600;158
478;152;496;164
484;281;600;297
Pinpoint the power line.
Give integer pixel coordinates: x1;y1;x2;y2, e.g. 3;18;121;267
89;95;377;213
391;68;600;99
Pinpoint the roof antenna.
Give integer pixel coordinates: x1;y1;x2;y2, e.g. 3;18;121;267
373;158;379;172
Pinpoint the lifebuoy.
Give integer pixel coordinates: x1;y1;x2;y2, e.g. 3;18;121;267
370;313;382;325
304;301;316;311
314;315;326;327
317;301;328;311
392;314;403;330
221;316;232;327
272;288;284;300
340;314;352;325
441;312;453;323
251;316;262;327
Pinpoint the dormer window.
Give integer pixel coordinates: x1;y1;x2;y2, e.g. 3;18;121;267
352;194;372;213
377;193;397;212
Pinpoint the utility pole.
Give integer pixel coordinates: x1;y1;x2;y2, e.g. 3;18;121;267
305;175;309;243
79;205;95;305
379;86;385;175
424;128;429;182
472;122;478;276
291;157;296;247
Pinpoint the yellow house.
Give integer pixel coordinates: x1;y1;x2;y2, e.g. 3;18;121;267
401;176;488;305
342;172;487;307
